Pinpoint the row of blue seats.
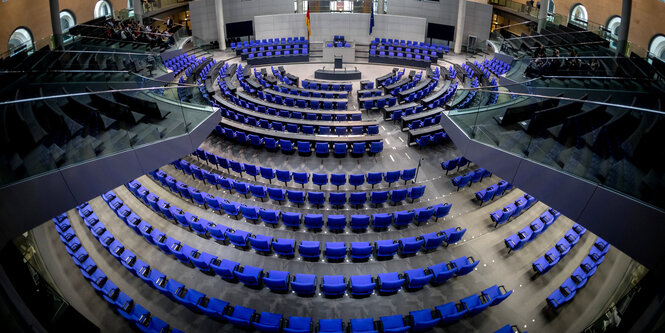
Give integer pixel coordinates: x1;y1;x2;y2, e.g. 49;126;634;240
412;132;449;148
370;50;433;63
474;180;513;205
190;149;418;188
226;95;359;121
455;78;479;110
163;52;199;74
371;45;438;58
301;80;352;91
62;205;509;333
220;108;375;135
215;125;384;155
490;193;537;227
451;167;492;190
504;207;561;252
372;38;447;53
52;215;183;333
95;198;472;296
247;49;309;59
378;68;406;87
424;82;458;110
483;57;511;76
326;42;351;48
256;90;348;110
532;224;588;274
440;156;471;174
143;173;454;232
406;114;442;131
231;37;307;49
262;84;348;99
547;238;610;308
239;44;309;54
361;96;398;110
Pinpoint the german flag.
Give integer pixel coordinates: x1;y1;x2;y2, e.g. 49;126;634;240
306;8;311;39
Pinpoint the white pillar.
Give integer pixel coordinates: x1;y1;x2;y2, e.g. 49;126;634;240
132;0;143;23
537;0;549;33
297;0;303;13
378;0;385;14
454;0;466;54
215;0;226;50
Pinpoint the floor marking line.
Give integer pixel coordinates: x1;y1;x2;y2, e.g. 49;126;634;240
389;155;395;162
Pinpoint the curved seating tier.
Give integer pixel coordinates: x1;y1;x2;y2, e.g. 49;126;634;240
450;167;493;190
474;180;514;205
504;207;561;252
56;210;510;332
546;238;610;308
190;148;417;190
52;214;183;333
532;223;588;275
80;200;473;298
489;193;537;227
133;173;457;239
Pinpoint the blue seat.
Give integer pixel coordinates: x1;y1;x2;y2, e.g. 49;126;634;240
241;205;259;222
350;215;370;232
330;173;346;190
253;312;283;332
442;227;466;246
450;256;479;276
389;189;407;205
245;164;259;181
428;262;456;284
234;265;263;287
325;242;347;261
407;186;426;202
352;142;366;155
399;237;424;255
304;214;324;230
227;230;250;248
312;173;328;189
370;141;383;154
212;259;239;280
197;296;228;320
282;212;302;228
250;185;267;201
297;141;311;155
366;172;382;188
372;213;393;230
475;184;498;206
299;241;320;259
327;215;346;232
287;190;305;207
370;191;388;207
349;275;375;297
224;305;256;327
307;192;325;208
259;209;280;227
377;272;405;293
533;248;561;274
349;192;367;207
547;279;577;308
349;318;377;333
291;274;316;296
349;174;365;189
375;240;398;259
293;172;309;187
284;316;312;333
482;285;513;306
350;242;372;261
249;234;273;253
451;173;473;190
280;139;294;153
265;138;278;150
329;192;346;208
460;293;490;316
267;188;286;204
394;211;414;228
316;143;329;155
435;302;467;325
421;232;445;250
272;238;296;257
380;315;409;333
321;275;346;297
409;309;440;332
276;169;292;186
401;168;416;184
319;318;343;333
263;270;290;292
384;171;401;186
260;167;276;183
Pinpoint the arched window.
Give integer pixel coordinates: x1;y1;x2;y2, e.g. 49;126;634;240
548;0;555;14
94;0;113;19
605;16;621;48
59;10;76;33
569;4;588;29
7;27;34;56
649;34;665;62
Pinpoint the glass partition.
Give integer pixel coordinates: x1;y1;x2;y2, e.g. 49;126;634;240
447;88;665;211
0;77;214;188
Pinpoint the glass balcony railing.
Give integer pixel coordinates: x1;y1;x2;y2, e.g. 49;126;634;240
488;0;540;18
447;85;665;211
0;76;214;188
142;0;191;14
